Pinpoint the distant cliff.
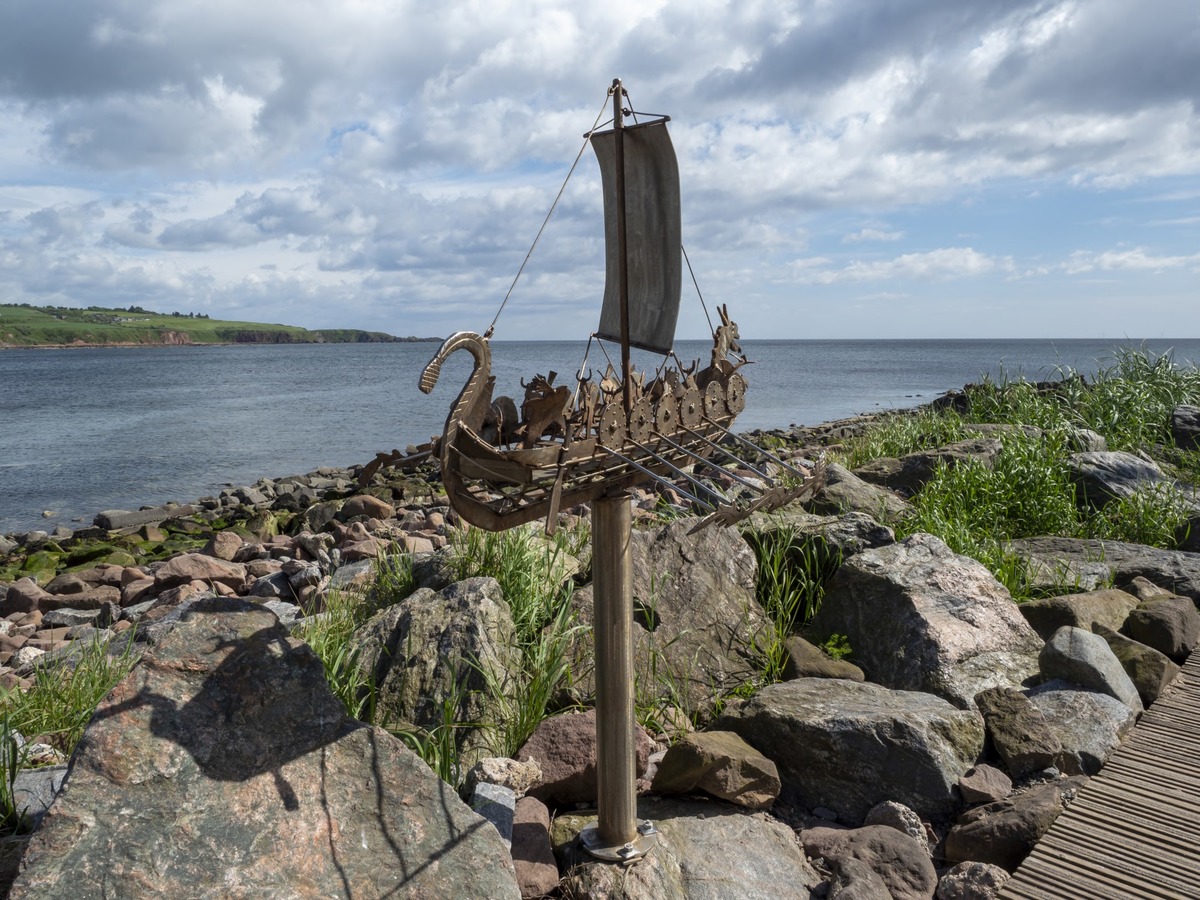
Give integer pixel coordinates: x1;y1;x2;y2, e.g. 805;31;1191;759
0;303;438;348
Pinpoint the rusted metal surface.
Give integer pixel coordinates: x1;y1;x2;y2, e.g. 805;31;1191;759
1001;651;1200;899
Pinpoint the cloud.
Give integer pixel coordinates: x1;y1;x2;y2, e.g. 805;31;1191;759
1063;247;1200;274
844;228;904;243
791;247;1012;285
0;0;1196;339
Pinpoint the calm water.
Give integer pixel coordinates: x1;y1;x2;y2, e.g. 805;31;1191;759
3;338;1200;535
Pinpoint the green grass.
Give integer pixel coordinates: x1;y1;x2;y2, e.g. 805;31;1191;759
0;636;140;757
746;527;842;681
833;347;1200;597
0;302;407;347
446;524;586;756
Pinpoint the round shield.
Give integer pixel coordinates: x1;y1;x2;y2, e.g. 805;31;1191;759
704;381;726;418
655;393;679;434
725;372;747;415
629;397;654;443
598;404;627;447
679;386;703;428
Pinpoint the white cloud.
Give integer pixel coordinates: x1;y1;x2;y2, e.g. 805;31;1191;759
0;0;1196;338
844;228;904;243
1063;247;1200;274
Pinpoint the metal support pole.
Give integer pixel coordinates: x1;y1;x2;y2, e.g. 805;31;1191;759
580;491;657;861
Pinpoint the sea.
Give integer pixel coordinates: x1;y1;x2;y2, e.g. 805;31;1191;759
3;338;1200;537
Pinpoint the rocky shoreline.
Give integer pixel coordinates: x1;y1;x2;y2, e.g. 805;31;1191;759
3;401;1200;897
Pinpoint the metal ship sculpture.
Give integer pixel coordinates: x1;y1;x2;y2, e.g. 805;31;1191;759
364;80;823;534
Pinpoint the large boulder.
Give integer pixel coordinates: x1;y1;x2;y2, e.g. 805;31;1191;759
570;518;769;714
715;677;984;821
1066;451;1168;508
351;577;521;765
553;796;821;899
1009;537;1200;603
10;597;519;898
808;534;1042;708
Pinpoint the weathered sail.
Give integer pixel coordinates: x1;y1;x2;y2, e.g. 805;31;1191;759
591;119;682;355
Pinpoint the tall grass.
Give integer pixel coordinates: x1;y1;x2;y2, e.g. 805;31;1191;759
448;524;586;756
1;636;140;756
746;527;842;682
837;347;1200;595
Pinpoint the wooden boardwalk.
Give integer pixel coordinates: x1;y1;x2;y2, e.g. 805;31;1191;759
1001;651;1200;899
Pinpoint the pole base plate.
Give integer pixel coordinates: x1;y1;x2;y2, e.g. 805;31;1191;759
579;819;658;863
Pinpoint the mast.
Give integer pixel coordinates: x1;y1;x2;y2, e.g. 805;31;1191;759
612;78;633;418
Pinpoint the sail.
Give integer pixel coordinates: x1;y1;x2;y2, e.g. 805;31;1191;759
591;119;682;355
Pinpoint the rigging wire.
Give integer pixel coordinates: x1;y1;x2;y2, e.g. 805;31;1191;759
682;243;714;334
487;88;614;335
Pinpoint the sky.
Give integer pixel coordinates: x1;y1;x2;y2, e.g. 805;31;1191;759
0;0;1197;341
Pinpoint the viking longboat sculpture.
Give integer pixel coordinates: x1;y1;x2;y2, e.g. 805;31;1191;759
370;80;823;535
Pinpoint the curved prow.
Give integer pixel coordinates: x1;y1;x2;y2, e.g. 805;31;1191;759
419;331;500;530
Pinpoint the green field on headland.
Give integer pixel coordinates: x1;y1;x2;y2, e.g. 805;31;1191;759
0;303;435;347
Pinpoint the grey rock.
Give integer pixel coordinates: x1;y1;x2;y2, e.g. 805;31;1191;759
328;559;376;591
1039;626;1143;713
944;777;1087;871
1017;589;1139;641
40;608;104;629
93;505;197;530
569;518;769;714
554;796;821;899
809;534;1042;708
1009;537;1200;602
801;825;937;900
463;756;542;798
863;800;929;855
805;462;911;519
248;571;291;599
470;782;516;850
1121;596;1200;662
936;861;1011;899
352;577;521;767
974;686;1066;779
1027;680;1139;775
12;764;68;830
0;535;17;556
1064;428;1107;453
261;599;303;630
1171;404;1200;451
9;597;520;899
1093;622;1182;707
716;677;984;821
1067;451;1168;508
747;509;896;561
